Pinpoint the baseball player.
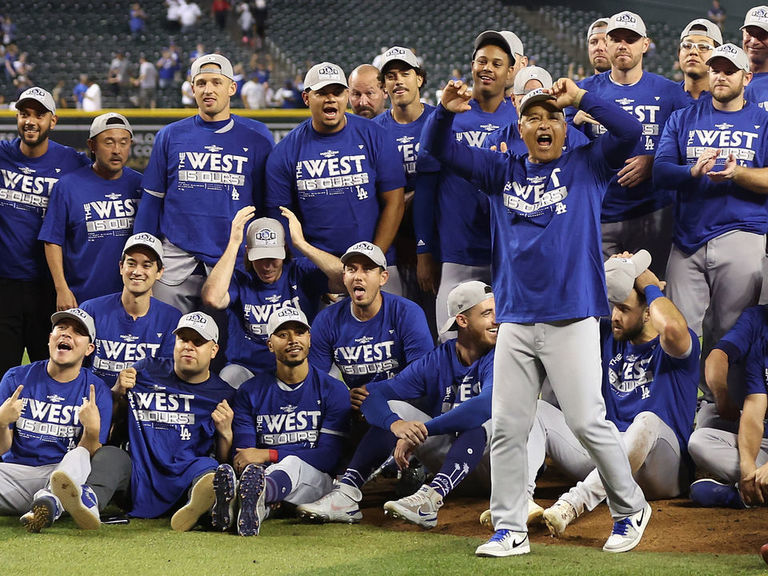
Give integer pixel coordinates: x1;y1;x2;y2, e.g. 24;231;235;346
210;307;350;536
133;53;273;313
586;18;611;75
679;19;723;101
202;206;343;388
687;326;768;509
110;312;235;530
573;11;688;278
348;64;388;119
414;30;518;339
484;66;590;155
264;62;406;278
0;308;112;532
39;113;142;308
308;241;433;394
0;87;90;377
296;281;496;529
79;233;181;389
373;46;438;324
654;43;768;430
422;78;650;556
498;252;698;537
743;6;768;109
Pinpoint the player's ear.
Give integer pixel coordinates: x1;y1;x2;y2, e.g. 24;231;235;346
379;268;389;287
455;313;469;329
302;91;310;107
210;342;219;359
267;337;274;354
50;114;58;129
228;80;237;97
85;342;96;357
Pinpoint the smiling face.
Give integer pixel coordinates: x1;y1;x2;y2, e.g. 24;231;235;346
471;44;513;101
120;247;163;297
48;319;94;371
519;103;567;163
303;84;349;133
743;25;768;70
16;101;56;152
456;296;497;352
268;322;311;368
193;69;236;121
383;64;423;109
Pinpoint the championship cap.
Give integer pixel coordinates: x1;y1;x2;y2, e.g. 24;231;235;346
341;241;387;269
518;88;558;115
51;307;96;341
473;30;516;64
587;17;609;40
500;30;525;58
742;5;768;33
440;281;494;334
706;43;750;72
246;217;285;261
266;307;311;337
89;112;133;139
604;250;652;304
606;11;647;38
190;53;235;81
304;62;348;91
173;312;219;343
378;46;421;71
15;86;56;114
123;233;164;268
680;18;723;46
513;66;553;95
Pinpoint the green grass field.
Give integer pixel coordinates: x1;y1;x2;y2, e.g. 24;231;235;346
1;516;765;576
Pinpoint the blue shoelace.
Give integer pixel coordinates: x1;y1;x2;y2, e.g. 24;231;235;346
490;529;511;542
611;517;631;536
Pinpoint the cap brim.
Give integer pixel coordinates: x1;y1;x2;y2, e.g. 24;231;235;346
520;94;559;115
439;316;458;335
306;81;347;91
50;311;92;339
248;246;286;261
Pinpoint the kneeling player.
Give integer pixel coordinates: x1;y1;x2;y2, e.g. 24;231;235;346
297;281;496;528
211;307;350;536
111;312;235;530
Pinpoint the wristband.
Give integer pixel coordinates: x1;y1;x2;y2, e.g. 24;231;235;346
269;449;279;463
574;89;586;109
644;285;664;306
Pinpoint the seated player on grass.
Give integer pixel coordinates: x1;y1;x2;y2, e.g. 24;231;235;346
0;308;112;532
110;311;235;531
297;281;496;529
210;307;350;536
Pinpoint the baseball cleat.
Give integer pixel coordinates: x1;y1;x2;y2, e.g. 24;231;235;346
51;471;100;530
689;478;746;509
237;464;267;536
602;502;652;553
296;482;363;524
475;529;530;557
543;499;576;537
20;495;59;533
211;464;237;531
170;471;215;532
480;500;544;531
480;508;492;529
383;484;443;529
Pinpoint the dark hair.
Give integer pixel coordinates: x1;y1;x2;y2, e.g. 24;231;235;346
474;40;515;67
379;64;428;89
121;248;164;271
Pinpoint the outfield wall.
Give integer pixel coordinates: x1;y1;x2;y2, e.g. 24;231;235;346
0;109;311;170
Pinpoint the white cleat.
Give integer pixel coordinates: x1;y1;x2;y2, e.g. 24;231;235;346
475;530;530;557
543;499;577;537
603;502;652;553
51;471;100;530
296;482;363;524
383;484;443;529
480;500;543;531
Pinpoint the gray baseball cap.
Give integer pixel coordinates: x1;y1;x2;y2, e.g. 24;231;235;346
174;312;219;343
473;30;516;64
378;46;420;71
500;31;525;58
513;66;553;95
706;43;750;72
191;53;235;81
89;112;133;139
304;62;348;91
680;18;723;46
587;18;609;40
742;6;768;33
123;233;164;267
604;250;652;304
246;217;285;261
15;86;56;114
341;241;387;269
518;87;559;115
440;281;494;334
267;307;311;337
606;11;647;38
51;307;96;341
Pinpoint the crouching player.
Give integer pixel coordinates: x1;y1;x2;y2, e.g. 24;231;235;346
0;308;111;532
211;307;350;536
111;311;235;530
297;281;496;528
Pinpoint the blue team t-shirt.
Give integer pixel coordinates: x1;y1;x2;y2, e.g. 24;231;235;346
80;293;182;387
0;360;111;466
38;165;143;302
126;357;235;518
746;72;768;111
0;139;90;281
